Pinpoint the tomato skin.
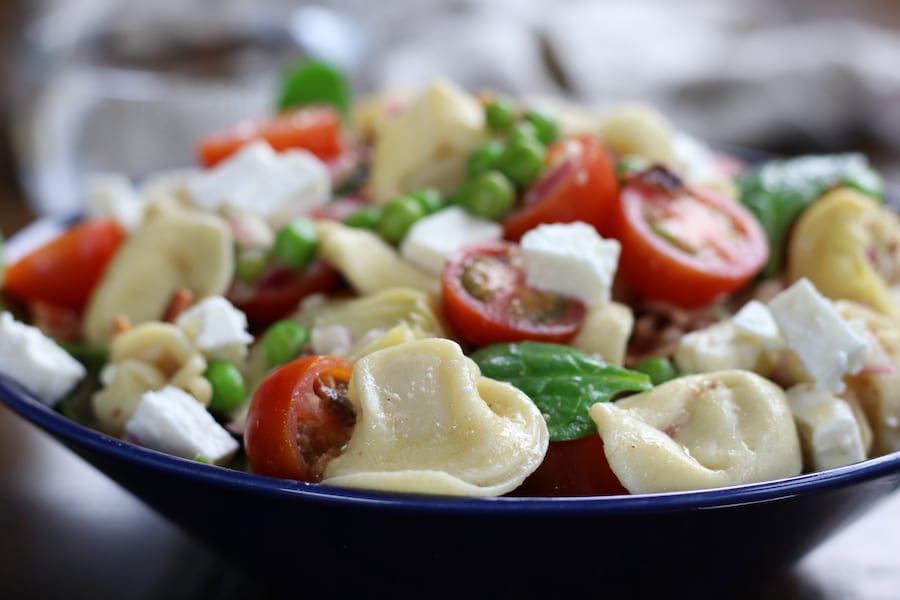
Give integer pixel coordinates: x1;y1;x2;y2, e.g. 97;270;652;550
244;355;355;482
614;171;768;308
227;259;343;331
196;105;345;168
441;241;585;347
4;218;126;312
502;135;620;242
512;434;628;497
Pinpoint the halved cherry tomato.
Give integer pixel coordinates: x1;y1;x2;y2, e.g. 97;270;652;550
511;434;628;497
613;167;768;308
196;105;345;168
441;241;585;347
244;355;356;482
226;260;343;331
502;135;619;241
4;218;125;312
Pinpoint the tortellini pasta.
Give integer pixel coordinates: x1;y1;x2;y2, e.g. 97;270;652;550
92;322;211;436
297;287;446;360
315;220;440;296
570;301;634;366
322;338;549;496
835;300;900;455
787;188;900;323
589;370;802;494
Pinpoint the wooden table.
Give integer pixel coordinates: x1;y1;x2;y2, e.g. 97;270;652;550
2;177;900;600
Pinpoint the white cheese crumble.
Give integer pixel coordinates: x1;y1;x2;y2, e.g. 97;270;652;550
400;206;502;274
520;221;620;307
0;311;85;406
175;296;253;363
125;385;239;465
768;278;870;393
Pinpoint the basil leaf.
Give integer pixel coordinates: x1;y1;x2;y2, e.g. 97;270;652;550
737;153;884;279
470;341;652;442
276;59;351;116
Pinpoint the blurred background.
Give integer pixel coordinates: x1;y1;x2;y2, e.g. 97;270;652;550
2;0;900;230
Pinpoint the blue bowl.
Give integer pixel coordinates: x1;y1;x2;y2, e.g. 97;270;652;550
2;374;899;598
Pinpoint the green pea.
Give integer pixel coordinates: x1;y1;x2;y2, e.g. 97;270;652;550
205;359;247;414
633;356;678;385
507;120;539;144
465;171;516;220
378;195;426;244
467;140;505;178
343;205;382;229
277;59;351;115
496;136;546;188
524;109;559;145
273;218;318;271
409;188;443;214
448;180;475;207
234;247;269;282
485;97;518;132
261;320;310;369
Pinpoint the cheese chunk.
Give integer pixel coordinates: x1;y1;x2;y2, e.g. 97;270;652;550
125;386;238;465
400;207;502;274
590;370;802;494
521;221;620;307
176;296;253;363
84;173;145;231
731;299;783;351
187;140;330;225
323;338;548;496
769;278;870;393
0;312;85;406
786;383;868;471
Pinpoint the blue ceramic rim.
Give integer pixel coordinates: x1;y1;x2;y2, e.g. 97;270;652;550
4;375;900;516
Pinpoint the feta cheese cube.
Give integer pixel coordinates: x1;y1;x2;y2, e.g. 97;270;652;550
187;140;330;223
175;296;253;362
520;221;620;307
768;278;870;393
0;312;85;405
84;173;145;231
399;206;502;274
732;299;783;350
786;383;867;471
125;385;239;465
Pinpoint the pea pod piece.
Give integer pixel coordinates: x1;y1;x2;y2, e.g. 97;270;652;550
737;153;883;278
470;341;652;442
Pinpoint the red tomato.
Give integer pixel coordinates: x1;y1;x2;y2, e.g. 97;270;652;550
196;105;345;168
614;168;768;308
502;135;620;241
226;260;343;331
441;241;585;347
4;218;125;312
511;434;628;497
244;355;356;482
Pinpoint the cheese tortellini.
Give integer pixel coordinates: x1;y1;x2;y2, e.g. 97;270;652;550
322;338;549;496
93;322;211;436
315;220;440;296
787;188;900;323
589;370;802;494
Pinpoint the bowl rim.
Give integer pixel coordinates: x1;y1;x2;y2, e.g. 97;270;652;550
3;374;900;516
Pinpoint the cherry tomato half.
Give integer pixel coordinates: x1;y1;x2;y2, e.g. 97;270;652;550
244;355;356;482
614;168;768;308
196;105;345;168
502;135;620;242
511;434;628;497
4;218;125;312
226;259;343;331
441;241;586;347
